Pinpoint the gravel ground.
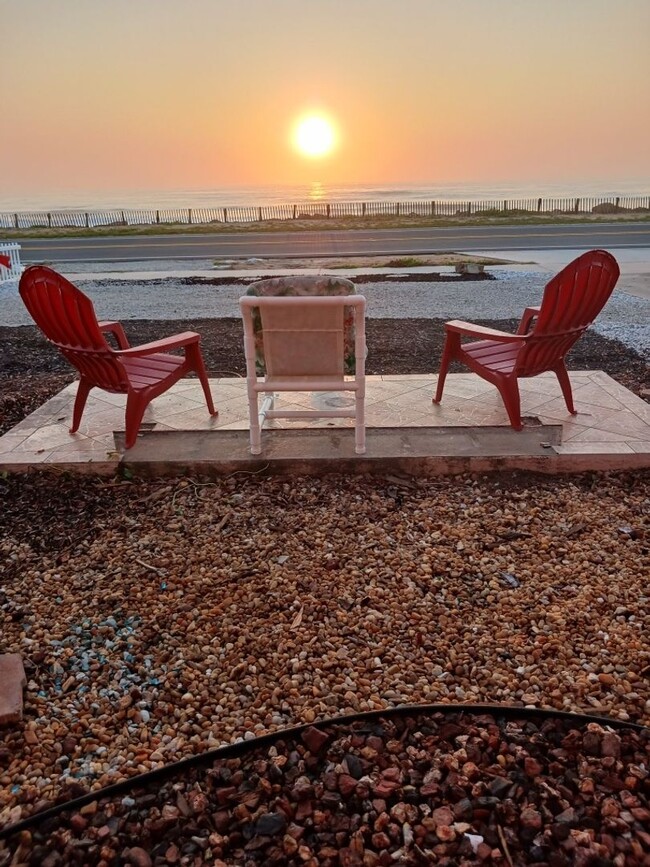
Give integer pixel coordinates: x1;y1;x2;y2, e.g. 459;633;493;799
1;269;649;357
2;710;649;866
1;471;649;832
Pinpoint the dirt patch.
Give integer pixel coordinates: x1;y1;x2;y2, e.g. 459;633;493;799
211;254;511;270
177;272;495;287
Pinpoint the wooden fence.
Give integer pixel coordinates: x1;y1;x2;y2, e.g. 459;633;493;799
1;195;648;230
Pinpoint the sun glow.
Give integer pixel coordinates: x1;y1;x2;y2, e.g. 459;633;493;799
293;114;336;158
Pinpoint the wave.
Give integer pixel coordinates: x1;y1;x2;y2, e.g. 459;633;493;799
1;178;648;213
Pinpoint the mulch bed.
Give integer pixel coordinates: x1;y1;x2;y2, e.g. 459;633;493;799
2;710;648;866
173;273;495;286
1;319;648;437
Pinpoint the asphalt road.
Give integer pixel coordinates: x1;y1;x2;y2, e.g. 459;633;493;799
16;222;650;263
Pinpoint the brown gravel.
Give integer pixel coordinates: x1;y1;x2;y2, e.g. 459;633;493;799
2;710;649;866
1;470;649;835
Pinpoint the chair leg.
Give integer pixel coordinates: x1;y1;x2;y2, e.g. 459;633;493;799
355;390;366;455
433;332;458;403
495;377;523;431
188;344;217;415
124;392;149;449
70;379;93;433
248;389;262;456
553;362;577;415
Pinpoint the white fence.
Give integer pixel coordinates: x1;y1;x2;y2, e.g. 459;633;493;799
0;242;22;282
0;196;648;229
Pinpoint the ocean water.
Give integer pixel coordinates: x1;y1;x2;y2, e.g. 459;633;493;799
1;178;648;213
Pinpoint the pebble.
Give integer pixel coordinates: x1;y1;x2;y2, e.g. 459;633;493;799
0;470;649;827
124;847;152;867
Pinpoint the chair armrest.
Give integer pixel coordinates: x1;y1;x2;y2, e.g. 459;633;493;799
445;320;525;342
117;331;201;357
98;320;130;349
516;306;541;335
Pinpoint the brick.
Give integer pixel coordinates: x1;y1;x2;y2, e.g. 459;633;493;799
0;655;27;726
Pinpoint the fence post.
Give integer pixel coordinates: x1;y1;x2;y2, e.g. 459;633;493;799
258;207;262;222
615;197;620;208
121;211;125;225
188;208;192;225
13;213;18;228
503;200;507;213
156;210;160;224
396;202;400;216
86;213;90;228
292;204;297;219
362;202;366;217
47;213;52;228
467;201;472;215
223;208;228;223
574;198;580;213
537;198;542;213
326;204;330;218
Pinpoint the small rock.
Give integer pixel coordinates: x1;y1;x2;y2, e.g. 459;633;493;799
432;806;454;826
339;774;358;797
254;812;287;836
524;757;543;777
165;844;180;863
520;807;542;830
555;807;577;825
373;779;399;797
125;848;152;867
69;813;88;832
436;824;456;842
601;732;621;758
371;831;391;849
301;726;329;754
489;776;512;797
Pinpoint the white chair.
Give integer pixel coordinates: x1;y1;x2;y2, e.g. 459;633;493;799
0;243;23;282
239;276;366;455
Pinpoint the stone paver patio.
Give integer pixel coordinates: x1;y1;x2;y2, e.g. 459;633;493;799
1;371;648;475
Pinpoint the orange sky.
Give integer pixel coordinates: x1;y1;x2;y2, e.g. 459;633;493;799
1;0;649;199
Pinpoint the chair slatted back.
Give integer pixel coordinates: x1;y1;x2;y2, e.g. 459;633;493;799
516;250;619;376
19;266;129;392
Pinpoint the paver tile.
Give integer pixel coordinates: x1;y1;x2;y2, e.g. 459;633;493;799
1;373;647;472
0;655;26;726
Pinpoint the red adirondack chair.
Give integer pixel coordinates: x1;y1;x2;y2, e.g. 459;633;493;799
433;249;620;429
19;266;217;448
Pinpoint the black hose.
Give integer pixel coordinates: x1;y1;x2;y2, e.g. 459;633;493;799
1;702;646;841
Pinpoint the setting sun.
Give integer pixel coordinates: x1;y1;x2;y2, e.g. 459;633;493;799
293;114;336;159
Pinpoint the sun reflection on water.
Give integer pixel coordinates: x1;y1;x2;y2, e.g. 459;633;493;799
309;181;327;202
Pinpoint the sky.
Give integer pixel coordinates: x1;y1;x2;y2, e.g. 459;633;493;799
1;0;649;202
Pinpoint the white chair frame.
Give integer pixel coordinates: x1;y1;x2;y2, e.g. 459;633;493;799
240;294;367;455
